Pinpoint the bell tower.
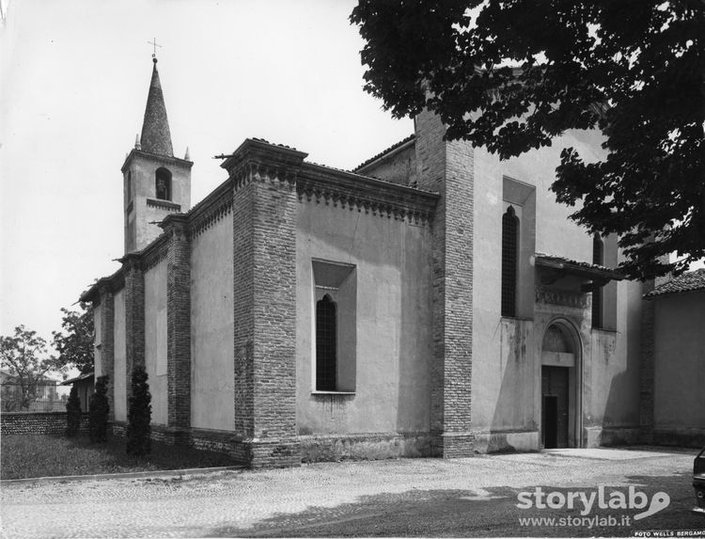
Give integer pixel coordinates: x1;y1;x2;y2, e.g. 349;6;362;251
121;56;192;254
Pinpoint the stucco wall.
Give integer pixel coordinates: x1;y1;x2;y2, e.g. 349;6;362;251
587;279;642;429
190;211;235;431
654;291;705;433
144;259;168;426
470;130;641;445
296;200;433;435
357;143;417;187
113;289;127;421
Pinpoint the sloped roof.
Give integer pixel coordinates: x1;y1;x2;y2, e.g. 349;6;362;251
354;134;415;172
140;58;173;157
645;268;705;298
534;253;624;281
60;372;95;386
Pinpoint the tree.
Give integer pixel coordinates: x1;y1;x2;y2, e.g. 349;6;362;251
351;1;705;279
126;366;152;456
66;385;82;437
0;325;62;411
52;302;94;375
89;375;110;443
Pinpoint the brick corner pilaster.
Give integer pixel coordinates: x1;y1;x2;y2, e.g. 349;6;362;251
98;285;115;421
163;214;192;430
122;253;145;402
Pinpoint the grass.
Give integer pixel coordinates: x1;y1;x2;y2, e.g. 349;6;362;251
1;434;237;480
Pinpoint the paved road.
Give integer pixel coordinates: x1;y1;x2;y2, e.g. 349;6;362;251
2;447;703;537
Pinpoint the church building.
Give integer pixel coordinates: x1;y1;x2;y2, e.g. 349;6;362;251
81;57;700;467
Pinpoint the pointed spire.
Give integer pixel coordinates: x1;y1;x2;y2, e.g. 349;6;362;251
184;146;190;160
134;133;141;150
139;58;173;157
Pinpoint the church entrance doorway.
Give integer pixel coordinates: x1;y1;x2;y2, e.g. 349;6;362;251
542;366;569;448
540;320;582;449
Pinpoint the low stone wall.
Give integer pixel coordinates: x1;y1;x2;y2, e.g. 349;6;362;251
0;412;89;435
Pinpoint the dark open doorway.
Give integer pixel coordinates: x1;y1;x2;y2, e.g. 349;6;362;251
541;366;569;448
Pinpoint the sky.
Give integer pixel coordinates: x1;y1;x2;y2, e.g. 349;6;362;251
0;0;413;346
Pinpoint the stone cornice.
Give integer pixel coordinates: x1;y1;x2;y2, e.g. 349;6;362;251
220;138;308;175
298;163;438;225
81;269;124;303
147;198;181;211
121;149;194;173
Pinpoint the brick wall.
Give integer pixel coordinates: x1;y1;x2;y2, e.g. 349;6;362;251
415;110;475;457
1;412;90;435
124;254;146;403
99;287;115;420
232;161;301;467
165;215;191;429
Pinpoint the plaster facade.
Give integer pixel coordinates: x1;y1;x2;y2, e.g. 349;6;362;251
652;291;705;446
190;211;235;431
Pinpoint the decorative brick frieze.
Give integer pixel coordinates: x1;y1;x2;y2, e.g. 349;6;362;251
189;178;234;238
415;110;475;458
297;163;438;226
142;234;169;271
535;286;590;309
161;214;191;429
122;253;145;401
98;286;115;420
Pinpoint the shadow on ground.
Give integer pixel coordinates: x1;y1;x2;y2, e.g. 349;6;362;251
211;471;703;538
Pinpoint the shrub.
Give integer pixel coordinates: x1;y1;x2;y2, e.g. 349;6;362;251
126;366;151;456
65;384;82;437
89;375;110;443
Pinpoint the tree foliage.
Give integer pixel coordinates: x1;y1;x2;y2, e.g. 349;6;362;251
126;366;152;457
89;375;110;443
0;325;62;411
66;384;82;437
351;0;705;279
52;302;94;375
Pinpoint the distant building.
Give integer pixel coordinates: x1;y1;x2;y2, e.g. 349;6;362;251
1;370;59;412
81;56;704;467
60;372;95;413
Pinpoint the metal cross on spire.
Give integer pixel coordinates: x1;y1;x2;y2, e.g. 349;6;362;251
148;38;162;60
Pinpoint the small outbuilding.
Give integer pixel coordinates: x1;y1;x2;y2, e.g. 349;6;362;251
61;372;95;413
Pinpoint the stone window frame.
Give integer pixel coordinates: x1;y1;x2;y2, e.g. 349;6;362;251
501;205;520;317
502;176;536;319
311;259;357;395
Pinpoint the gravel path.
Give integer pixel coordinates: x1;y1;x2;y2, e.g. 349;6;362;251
0;447;698;538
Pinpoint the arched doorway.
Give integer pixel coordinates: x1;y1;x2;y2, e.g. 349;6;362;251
541;320;582;448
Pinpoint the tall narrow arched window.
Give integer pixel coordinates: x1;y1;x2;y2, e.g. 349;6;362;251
126;171;132;202
592;235;604;328
501;206;519;317
155;167;172;201
316;294;337;391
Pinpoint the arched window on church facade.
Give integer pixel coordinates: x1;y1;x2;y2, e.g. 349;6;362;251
501;205;519;317
155;167;172;201
592;235;604;328
316;294;337;391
